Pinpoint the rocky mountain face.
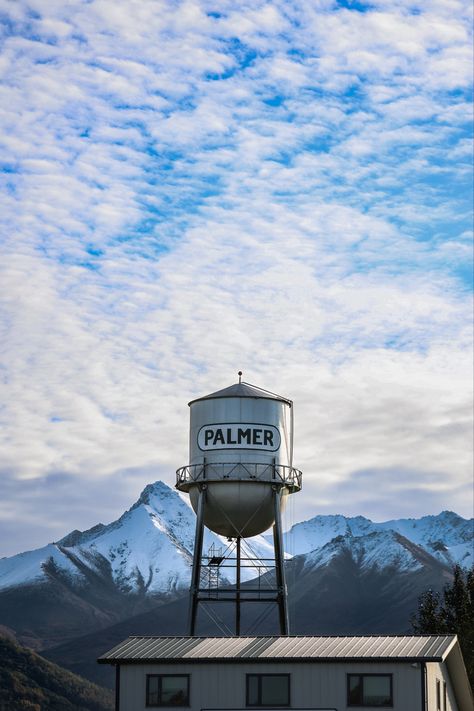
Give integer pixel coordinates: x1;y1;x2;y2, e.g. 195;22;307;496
280;510;473;568
286;529;454;636
0;480;472;668
0;481;268;649
0;482;195;649
1;482;205;597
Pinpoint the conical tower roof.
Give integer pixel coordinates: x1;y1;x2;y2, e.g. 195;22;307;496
188;381;292;406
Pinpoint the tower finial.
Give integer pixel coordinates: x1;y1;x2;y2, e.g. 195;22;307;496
238;371;242;383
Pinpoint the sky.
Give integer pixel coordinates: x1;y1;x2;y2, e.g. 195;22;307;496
0;0;472;558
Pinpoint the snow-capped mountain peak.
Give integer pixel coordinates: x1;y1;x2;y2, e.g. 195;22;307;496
299;529;430;575
284;510;473;568
0;482;472;597
279;513;378;555
0;481;201;594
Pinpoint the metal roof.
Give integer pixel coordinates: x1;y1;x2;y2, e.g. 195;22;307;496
98;635;457;665
188;382;292;406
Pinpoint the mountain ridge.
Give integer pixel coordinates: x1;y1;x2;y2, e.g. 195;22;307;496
281;509;473;567
1;481;471;596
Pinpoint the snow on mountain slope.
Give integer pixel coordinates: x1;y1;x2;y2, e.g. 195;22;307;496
0;482;218;594
300;530;430;574
283;511;473;568
378;511;473;567
70;496;192;594
0;544;81;590
279;514;378;555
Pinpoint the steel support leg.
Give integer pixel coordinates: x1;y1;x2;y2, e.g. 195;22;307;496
235;536;241;636
273;486;289;635
188;485;206;636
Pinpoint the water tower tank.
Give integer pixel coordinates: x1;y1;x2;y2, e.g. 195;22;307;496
176;379;302;538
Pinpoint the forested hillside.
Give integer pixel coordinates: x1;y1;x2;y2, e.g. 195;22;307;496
0;633;113;711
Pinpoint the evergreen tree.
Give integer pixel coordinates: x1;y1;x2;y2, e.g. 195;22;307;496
411;565;474;690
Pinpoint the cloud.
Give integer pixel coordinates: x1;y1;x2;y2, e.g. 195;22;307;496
299;465;473;523
0;0;472;555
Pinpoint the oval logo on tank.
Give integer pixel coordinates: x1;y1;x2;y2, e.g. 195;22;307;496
198;423;281;451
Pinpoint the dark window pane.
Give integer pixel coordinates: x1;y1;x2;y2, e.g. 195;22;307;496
247;674;289;707
147;675;188;707
161;676;188;705
363;676;391;705
247;676;259;705
261;676;289;705
348;675;362;704
348;674;392;707
147;676;159;706
436;680;441;710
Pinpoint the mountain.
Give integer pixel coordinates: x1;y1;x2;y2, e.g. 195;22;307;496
0;482;202;596
380;511;473;566
0;481;267;649
287;529;453;634
280;511;473;567
2;482;470;598
0;480;472;659
0;482;202;649
0;632;113;710
44;529;455;690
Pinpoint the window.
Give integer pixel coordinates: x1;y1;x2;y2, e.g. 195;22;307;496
436;679;441;710
347;674;393;707
246;674;290;707
443;681;447;711
146;675;190;707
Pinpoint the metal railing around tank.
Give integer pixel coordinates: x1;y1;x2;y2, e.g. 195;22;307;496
175;462;302;493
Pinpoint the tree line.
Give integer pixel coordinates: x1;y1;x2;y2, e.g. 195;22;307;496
411;564;474;690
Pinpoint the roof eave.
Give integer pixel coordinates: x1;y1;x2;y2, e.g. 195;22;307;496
97;655;446;665
188;381;292;407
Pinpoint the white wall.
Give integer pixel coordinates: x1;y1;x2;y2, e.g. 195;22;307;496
119;660;422;711
426;661;459;711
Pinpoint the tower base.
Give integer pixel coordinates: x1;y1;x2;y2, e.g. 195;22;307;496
188;484;289;636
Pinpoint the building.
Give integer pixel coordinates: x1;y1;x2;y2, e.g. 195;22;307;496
97;634;472;711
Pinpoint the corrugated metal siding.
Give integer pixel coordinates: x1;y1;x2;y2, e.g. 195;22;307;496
98;634;455;663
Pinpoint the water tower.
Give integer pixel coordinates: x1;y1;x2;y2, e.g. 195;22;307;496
176;374;302;636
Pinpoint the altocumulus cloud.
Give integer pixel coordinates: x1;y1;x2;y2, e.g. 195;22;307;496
0;0;472;556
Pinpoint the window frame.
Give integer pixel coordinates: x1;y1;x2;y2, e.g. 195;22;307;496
146;674;190;708
347;673;393;707
246;673;291;707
